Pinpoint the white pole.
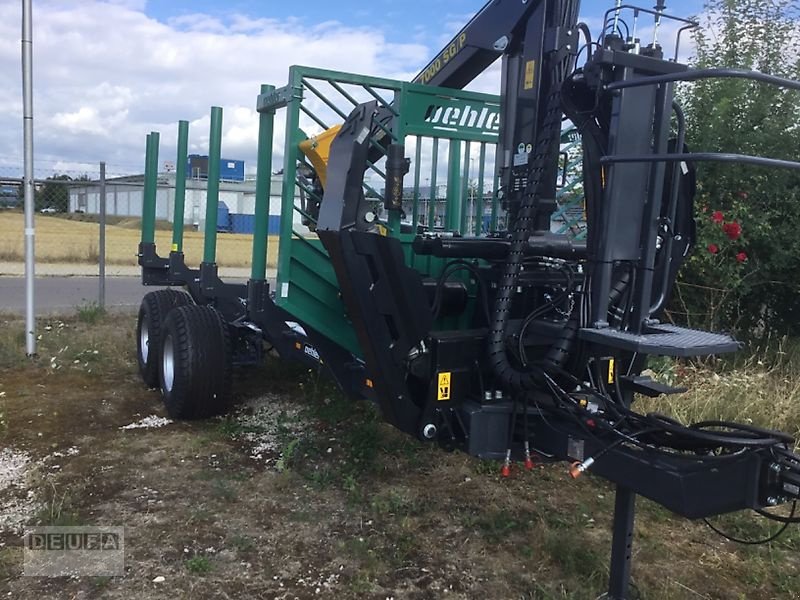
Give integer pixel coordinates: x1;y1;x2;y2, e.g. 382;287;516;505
22;0;36;356
99;161;106;308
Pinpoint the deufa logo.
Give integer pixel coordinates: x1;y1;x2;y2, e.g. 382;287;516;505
424;103;501;135
24;526;125;577
26;531;121;551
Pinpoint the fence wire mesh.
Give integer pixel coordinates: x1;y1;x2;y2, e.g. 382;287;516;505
0;162;267;309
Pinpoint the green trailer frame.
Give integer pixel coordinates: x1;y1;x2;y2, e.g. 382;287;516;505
259;66;507;357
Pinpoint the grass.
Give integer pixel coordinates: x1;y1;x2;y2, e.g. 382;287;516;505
185;555;212;574
542;528;606;583
0;211;279;268
0;548;20;582
210;478;237;502
2;312;800;598
0;312;136;380
35;480;82;527
641;340;800;441
228;533;256;554
76;301;106;324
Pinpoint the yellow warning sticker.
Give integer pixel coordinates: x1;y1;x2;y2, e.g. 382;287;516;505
437;372;451;401
524;60;536;90
171;243;179;252
608;358;616;384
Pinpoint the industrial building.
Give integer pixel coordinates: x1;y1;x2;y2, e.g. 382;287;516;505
68;168;305;235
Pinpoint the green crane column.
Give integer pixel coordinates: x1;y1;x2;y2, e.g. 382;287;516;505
251;85;275;281
141;132;159;245
171;120;189;253
202;107;223;264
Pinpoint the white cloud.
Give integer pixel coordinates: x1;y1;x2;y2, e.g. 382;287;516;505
0;1;429;176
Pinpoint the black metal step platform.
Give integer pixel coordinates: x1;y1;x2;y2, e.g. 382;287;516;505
579;323;741;357
619;375;687;397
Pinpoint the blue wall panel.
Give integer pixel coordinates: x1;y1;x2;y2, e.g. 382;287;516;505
223;213;281;235
229;213;255;234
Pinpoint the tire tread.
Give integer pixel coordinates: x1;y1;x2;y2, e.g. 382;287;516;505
159;304;232;419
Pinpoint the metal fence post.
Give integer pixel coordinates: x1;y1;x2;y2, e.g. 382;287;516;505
22;0;36;356
99;161;106;309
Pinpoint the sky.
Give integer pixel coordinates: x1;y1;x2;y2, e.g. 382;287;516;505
0;0;706;179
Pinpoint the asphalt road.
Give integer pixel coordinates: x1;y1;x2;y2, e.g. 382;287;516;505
1;276;153;314
1;276;264;315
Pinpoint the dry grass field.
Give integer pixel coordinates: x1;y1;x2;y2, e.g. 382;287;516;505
0;212;279;268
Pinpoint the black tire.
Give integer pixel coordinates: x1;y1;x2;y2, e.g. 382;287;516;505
136;289;192;388
159;305;232;419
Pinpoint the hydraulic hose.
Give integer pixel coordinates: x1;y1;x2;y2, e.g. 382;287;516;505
488;86;566;389
489;7;579;389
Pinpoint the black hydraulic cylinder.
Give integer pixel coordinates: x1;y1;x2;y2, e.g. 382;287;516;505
412;234;587;261
384;143;409;212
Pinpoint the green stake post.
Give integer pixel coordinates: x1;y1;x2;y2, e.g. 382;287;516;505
202;107;223;264
141;131;159;245
251;85;276;281
172;120;189;253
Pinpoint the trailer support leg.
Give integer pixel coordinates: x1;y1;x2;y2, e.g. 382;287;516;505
607;485;636;599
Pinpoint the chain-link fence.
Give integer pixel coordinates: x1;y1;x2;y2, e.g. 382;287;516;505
2;163;130;274
0;160;280;309
0;161;137;206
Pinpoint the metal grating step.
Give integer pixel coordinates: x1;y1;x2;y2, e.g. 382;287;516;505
579;323;741;357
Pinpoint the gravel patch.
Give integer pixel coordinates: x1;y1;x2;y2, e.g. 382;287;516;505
231;393;310;466
0;448;39;534
120;415;173;430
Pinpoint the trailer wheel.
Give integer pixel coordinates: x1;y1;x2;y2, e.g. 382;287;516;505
159;305;232;419
136;289;192;388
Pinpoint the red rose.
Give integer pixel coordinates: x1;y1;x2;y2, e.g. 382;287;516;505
723;222;742;240
711;211;724;224
736;252;748;263
707;243;719;254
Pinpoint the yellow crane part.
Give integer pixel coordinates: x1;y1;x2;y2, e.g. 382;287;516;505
298;125;342;188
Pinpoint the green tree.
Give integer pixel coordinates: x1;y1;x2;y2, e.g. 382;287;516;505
35;174;72;212
676;0;800;338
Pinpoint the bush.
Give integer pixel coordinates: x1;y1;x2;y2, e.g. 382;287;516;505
675;0;800;339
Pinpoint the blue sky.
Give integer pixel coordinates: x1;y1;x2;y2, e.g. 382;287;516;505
145;0;707;34
145;0;708;50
